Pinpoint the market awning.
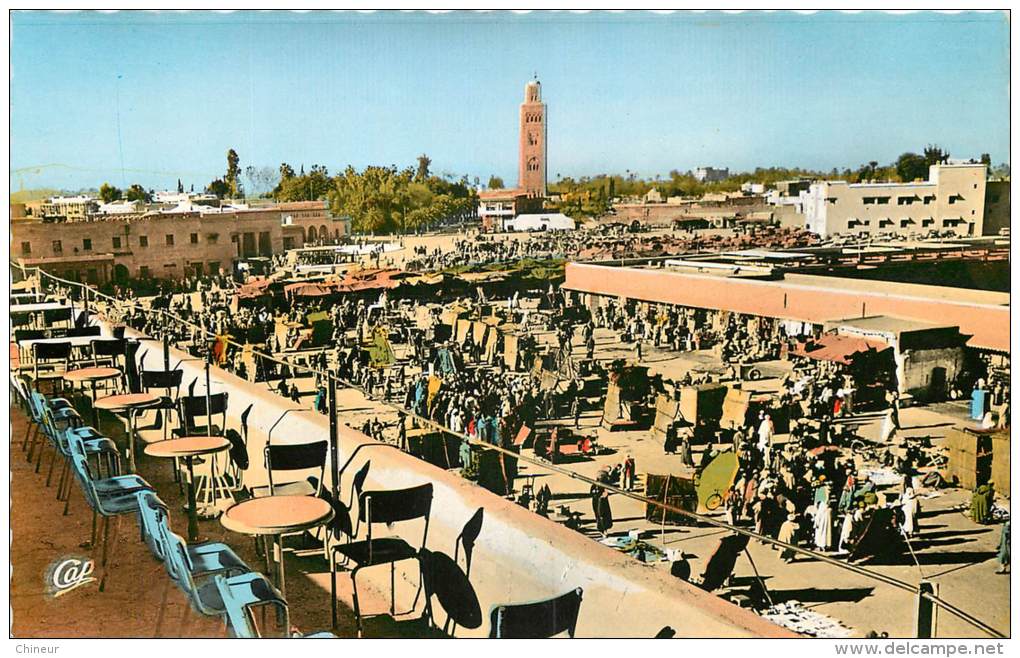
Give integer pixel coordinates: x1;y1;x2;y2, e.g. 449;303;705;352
284;282;334;298
790;334;890;364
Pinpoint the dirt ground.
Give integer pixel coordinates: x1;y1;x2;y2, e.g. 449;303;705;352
7;401;361;639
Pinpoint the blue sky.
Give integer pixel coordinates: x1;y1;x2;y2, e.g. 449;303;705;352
10;10;1010;192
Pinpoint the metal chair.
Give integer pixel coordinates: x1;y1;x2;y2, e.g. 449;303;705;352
33;341;72;394
488;587;584;638
329;482;434;635
43;306;73;328
252;440;328;498
173;392;229;437
66;448;154;591
90;337;126;369
140;369;184;441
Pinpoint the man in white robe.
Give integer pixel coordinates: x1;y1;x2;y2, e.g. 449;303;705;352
900;487;919;536
814;497;833;551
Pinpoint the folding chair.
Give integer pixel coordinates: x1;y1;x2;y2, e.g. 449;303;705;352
329;482;433;635
488;587;584;638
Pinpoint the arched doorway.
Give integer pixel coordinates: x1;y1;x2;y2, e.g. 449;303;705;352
320;225;328;244
307;225;317;243
113;264;130;284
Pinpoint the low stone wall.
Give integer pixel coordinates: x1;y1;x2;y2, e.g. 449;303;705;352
129;331;793;638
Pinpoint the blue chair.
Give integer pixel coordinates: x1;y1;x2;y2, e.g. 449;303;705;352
33;392;83;480
214;575;337;639
57;425;121;513
26;391;76;467
134;489;250;637
67;449;154;591
159;528;282;636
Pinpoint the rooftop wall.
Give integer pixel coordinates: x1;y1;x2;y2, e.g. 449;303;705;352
563;263;1009;352
128;329;793;638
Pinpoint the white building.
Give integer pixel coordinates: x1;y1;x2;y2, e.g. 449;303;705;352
802;163;986;238
503;212;575;232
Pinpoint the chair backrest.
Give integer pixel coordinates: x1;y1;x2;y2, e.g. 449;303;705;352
136;490;170;561
68;452;100;510
141;369;184;391
214;576;260;638
34;341;72;361
240;404;253;441
457;507;485;573
214;575;289;638
178;393;229;434
67;326;102;338
43;307;73;325
14;329;45;343
488;587;584;638
91;338;126;357
360;483;433;526
265;440;328;494
225;429;248;470
160;530;199;595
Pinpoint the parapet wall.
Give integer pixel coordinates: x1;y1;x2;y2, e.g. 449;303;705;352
129;331;793;638
563;262;1009;352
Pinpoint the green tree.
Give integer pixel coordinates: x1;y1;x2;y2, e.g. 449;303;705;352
177;178;184;193
226;149;241;197
206;178;230;199
980;153;992;167
415;154;432;183
895;152;928;182
125;183;150;203
487;175;505;189
924;144;949;167
99;182;122;203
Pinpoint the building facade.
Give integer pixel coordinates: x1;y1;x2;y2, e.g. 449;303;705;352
800;163;987;238
12;208;287;283
518;78;547;199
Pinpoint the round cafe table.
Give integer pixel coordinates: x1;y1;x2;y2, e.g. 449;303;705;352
221;495;334;596
94;392;161;472
146;436;231;542
63;367;122;429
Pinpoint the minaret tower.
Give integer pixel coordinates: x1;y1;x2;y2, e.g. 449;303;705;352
518;77;547;199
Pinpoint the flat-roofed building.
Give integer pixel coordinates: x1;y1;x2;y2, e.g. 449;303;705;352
802;163;987;238
477;188;542;232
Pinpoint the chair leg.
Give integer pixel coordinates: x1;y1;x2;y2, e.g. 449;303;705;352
45;448;58;487
351;567;363;638
21;420;34;452
26;424;40;462
390;562;396;615
330;551;338;630
98;516;116;592
63;475;75;516
56;459;69;500
34;441;47;474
